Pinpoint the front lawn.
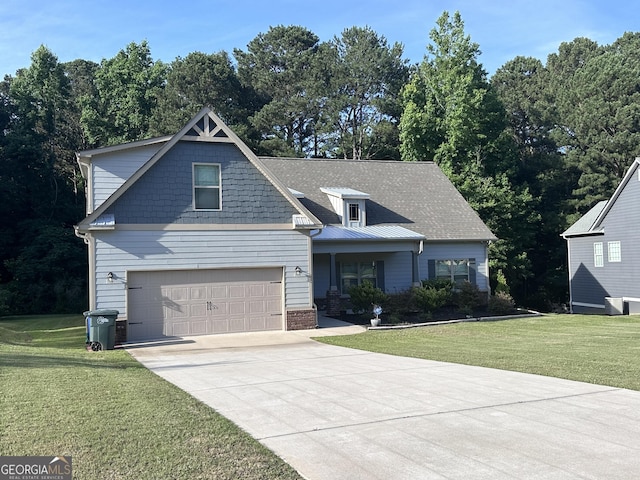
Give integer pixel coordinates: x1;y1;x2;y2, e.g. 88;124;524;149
317;314;640;391
0;315;301;480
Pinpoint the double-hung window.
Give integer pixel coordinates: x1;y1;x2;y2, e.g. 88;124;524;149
593;242;604;267
193;163;221;210
341;262;376;293
608;241;621;262
435;259;471;285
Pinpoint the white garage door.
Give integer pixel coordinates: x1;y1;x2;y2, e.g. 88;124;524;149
127;268;283;341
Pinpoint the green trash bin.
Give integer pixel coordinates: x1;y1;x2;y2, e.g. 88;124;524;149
83;310;119;351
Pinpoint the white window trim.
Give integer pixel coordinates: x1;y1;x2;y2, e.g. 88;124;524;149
594;242;604;267
607;241;621;263
348;203;360;222
193;163;222;211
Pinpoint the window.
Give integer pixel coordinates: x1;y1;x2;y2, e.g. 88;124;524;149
435;259;471;285
348;203;360;222
193;164;221;210
608;241;621;262
594;242;603;267
341;262;376;293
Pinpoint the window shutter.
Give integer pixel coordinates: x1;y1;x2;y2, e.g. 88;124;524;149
376;261;385;292
428;259;435;280
469;258;476;284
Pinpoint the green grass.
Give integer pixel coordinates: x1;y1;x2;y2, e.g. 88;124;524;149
317;314;640;391
0;315;302;480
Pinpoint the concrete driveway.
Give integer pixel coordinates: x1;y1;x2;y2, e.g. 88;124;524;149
128;319;640;479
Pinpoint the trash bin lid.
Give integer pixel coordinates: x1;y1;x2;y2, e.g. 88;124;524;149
83;309;120;317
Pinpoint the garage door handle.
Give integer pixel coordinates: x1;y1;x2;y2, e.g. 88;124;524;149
128;322;143;325
271;313;282;316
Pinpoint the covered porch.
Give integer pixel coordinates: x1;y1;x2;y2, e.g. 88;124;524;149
311;226;425;316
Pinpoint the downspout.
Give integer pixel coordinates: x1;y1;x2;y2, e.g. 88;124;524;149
74;226;96;311
565;236;573;314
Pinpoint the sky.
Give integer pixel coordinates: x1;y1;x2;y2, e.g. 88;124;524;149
1;0;639;79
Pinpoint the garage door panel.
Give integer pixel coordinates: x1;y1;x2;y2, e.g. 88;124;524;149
190;304;207;317
229;285;245;298
211;286;228;299
229;302;245;315
229;317;246;332
249;284;265;297
265;315;282;330
127;268;283;341
211;319;230;334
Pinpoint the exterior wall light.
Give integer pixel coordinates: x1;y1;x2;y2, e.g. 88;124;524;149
107;272;114;282
295;266;302;276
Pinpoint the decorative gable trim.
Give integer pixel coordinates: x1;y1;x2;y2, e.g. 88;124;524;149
76;107;322;232
183;112;234;143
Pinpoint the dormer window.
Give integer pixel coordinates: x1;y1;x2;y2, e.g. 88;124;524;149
321;187;369;228
348;203;360;222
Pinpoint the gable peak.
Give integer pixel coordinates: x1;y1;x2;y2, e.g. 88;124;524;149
184;111;230;140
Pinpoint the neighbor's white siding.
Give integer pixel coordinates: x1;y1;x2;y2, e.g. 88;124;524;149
92;229;312;317
422;242;490;291
91;144;164;211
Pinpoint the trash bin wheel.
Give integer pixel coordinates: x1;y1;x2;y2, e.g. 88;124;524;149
90;342;102;352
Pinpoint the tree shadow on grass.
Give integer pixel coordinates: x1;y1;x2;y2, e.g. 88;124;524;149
0;351;146;370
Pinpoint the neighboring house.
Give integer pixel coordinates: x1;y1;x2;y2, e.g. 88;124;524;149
562;158;640;314
75;107;496;342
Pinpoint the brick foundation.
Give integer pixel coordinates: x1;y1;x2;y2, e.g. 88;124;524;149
326;289;341;317
286;309;317;330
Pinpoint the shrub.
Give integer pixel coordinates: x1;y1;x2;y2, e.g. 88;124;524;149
385;289;417;316
422;278;455;291
413;285;451;313
454;281;482;314
348;281;389;314
488;291;516;315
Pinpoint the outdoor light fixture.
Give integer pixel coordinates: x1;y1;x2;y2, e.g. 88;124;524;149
107;272;114;282
295;266;302;276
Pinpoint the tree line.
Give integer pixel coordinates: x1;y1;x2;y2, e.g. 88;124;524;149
1;11;639;315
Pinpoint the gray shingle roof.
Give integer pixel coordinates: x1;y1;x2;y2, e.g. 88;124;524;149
260;157;496;242
561;201;607;237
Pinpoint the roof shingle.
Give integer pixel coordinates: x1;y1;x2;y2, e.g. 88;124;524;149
260;157;496;242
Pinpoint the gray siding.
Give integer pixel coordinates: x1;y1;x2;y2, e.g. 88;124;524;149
568;172;640;306
92;229;312;316
312;251;414;298
91;144;163;210
567;236;609;306
107;142;298;224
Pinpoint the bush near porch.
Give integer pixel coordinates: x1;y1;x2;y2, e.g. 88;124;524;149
337;280;517;325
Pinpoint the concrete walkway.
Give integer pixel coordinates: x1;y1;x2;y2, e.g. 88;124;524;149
128;318;640;479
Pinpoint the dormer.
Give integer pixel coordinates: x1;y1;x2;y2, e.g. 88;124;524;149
320;187;370;227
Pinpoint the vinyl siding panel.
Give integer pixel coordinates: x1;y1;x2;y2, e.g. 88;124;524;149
92;229;311;316
422;242;489;291
567;236;609;306
568;169;640;306
91;144;163;210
